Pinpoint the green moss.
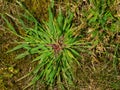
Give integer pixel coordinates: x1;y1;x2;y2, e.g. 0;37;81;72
22;0;50;21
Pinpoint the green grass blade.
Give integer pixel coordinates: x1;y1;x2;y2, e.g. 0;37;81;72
15;51;29;60
1;14;16;32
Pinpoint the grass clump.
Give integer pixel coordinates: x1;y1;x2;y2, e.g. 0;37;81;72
1;1;91;89
0;0;120;90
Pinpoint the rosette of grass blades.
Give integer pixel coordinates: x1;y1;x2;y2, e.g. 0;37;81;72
2;5;90;90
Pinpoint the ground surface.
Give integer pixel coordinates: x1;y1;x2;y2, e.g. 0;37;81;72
0;0;120;90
